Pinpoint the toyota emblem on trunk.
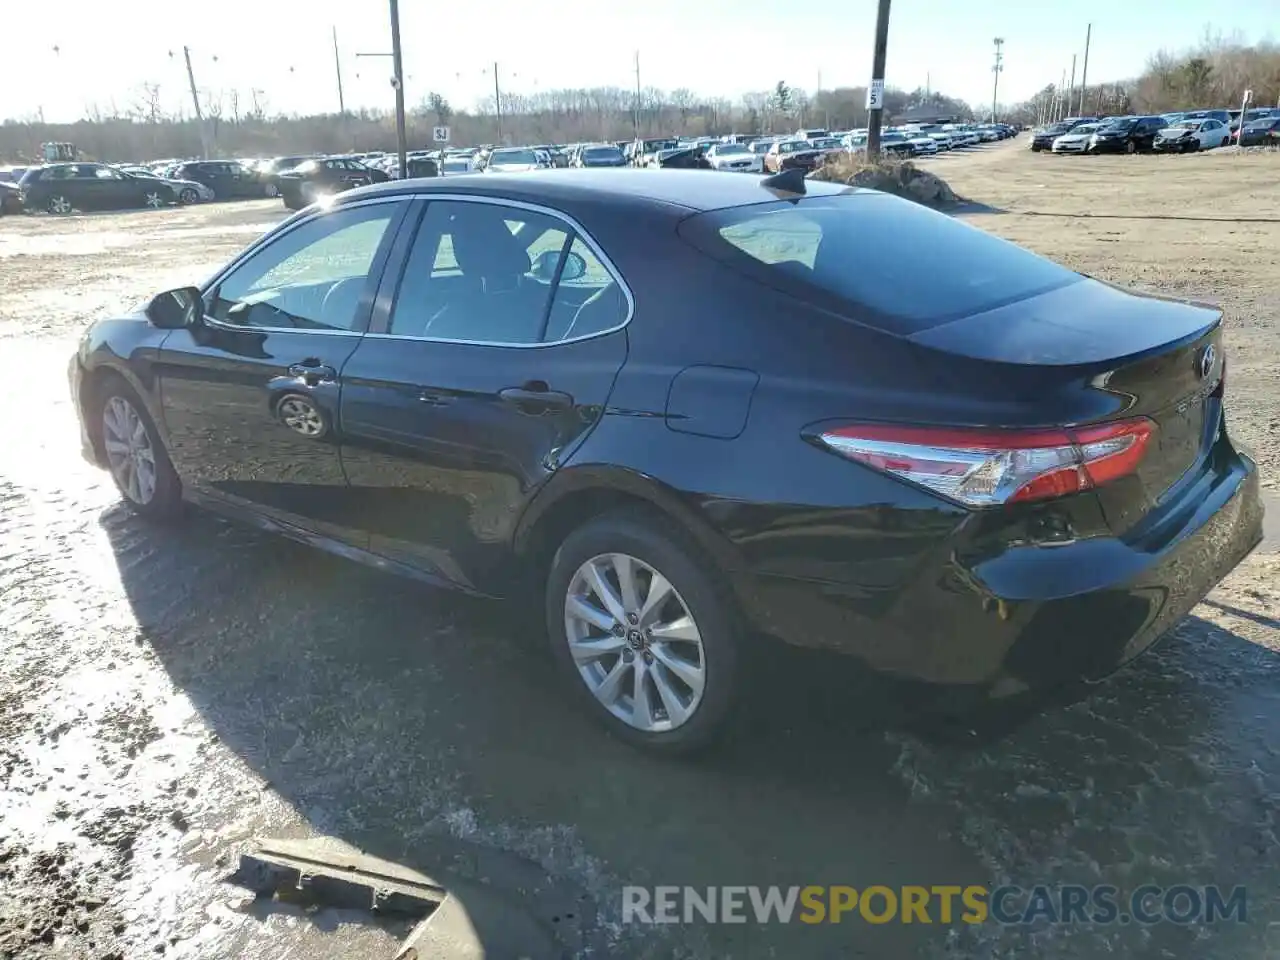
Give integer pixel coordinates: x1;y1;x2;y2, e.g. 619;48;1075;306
1199;344;1216;380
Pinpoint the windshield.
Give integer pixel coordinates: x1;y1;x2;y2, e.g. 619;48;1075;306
716;145;750;156
442;160;470;172
1100;119;1135;131
584;146;623;160
1171;121;1198;130
678;194;1080;334
491;149;537;165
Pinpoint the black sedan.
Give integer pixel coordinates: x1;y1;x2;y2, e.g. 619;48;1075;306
67;170;1264;754
277;157;390;210
1239;117;1280;147
1086;115;1166;153
19;162;177;214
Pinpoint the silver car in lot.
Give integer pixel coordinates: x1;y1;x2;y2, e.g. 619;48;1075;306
1051;123;1103;153
118;167;215;204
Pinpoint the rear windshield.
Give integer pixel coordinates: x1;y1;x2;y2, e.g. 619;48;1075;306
678;194;1081;333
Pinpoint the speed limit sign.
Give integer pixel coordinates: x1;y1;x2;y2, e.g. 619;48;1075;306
432;126;450;143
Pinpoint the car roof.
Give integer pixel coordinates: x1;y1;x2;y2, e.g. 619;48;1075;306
337;168;856;213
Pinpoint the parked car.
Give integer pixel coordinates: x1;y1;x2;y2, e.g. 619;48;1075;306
572;145;628;168
904;135;939;155
0;165;28;184
440;156;476;176
1085;115;1166;153
276;157;388;210
485;147;547;172
19;163;177;214
1051;123;1104;153
764;139;825;173
256;156;318;197
171;160;267;200
1153;118;1230;152
0;180;22;215
66;170;1265;753
1238;116;1280;147
118;166;215;204
1181;109;1232;141
703;143;762;172
1029;118;1097;151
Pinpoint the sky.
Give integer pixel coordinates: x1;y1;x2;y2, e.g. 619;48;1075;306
3;0;1273;123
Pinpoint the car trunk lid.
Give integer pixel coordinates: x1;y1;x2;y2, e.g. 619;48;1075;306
907;279;1224;530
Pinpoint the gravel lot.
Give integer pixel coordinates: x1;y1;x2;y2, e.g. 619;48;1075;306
2;142;1278;960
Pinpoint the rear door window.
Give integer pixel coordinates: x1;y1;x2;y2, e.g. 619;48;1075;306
678;194;1081;333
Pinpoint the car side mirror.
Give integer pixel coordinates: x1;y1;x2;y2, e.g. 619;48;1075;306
530;250;587;283
145;286;203;329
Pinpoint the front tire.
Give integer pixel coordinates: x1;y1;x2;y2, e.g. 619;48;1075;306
545;511;739;755
47;195;73;214
264;183;279;198
96;379;183;520
179;188;199;204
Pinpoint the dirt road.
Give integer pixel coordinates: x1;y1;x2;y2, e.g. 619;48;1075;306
2;145;1278;960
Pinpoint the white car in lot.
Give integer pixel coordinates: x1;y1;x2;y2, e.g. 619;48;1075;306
1154;118;1231;152
904;134;939;155
703;143;762;172
1051;123;1103;153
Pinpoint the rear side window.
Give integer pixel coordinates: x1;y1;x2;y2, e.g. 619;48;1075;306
679;194;1080;333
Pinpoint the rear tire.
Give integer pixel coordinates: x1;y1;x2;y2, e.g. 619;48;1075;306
265;183;279;198
94;376;183;521
179;188;198;204
545;510;739;755
47;195;73;214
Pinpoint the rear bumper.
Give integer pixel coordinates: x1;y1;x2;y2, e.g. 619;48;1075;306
731;448;1263;692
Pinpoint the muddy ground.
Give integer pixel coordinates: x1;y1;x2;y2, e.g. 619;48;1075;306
1;141;1278;960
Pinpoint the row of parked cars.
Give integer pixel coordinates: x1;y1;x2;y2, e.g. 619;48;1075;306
1030;107;1280;155
0;117;1026;216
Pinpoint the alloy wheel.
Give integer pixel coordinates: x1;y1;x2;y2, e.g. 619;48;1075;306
47;195;72;214
265;183;279;197
564;552;706;733
144;191;164;209
102;395;157;505
180;188;198;204
277;395;326;437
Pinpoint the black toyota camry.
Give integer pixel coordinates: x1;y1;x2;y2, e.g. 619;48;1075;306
68;170;1264;754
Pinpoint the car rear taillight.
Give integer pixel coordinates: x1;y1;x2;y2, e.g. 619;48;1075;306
816;419;1155;508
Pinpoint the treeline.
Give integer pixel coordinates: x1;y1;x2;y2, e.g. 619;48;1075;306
1003;36;1280;126
0;81;973;163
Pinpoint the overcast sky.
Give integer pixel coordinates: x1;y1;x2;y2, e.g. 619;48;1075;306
4;0;1272;122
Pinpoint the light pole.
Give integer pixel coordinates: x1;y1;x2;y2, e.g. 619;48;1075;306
355;0;408;178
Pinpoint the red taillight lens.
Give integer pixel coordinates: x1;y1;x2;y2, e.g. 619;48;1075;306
817;419;1154;508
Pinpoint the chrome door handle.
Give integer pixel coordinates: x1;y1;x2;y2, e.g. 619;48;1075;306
287;362;337;385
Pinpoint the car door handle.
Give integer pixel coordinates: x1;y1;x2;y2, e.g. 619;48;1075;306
288;361;338;385
417;390;452;406
498;384;574;411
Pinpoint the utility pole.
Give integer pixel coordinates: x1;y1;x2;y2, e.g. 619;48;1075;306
865;0;892;160
332;26;346;115
389;0;407;178
182;46;208;159
493;61;503;143
1067;54;1076;119
1078;23;1092;115
633;51;641;138
991;37;1005;122
1058;69;1067;121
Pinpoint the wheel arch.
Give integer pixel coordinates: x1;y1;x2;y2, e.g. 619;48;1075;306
514;465;743;594
79;361;163;465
